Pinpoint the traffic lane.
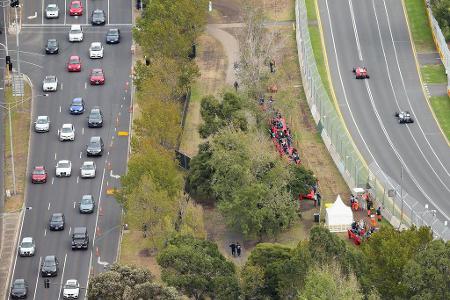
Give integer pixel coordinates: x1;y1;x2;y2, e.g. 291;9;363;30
41;0;66;25
87;0;109;25
108;0;132;25
21;0;43;25
354;0;450;218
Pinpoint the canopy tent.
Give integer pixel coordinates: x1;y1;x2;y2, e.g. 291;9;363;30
325;195;354;232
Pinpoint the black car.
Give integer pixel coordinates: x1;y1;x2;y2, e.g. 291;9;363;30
71;227;89;250
91;9;106;25
10;279;27;299
49;213;65;231
86;136;104;156
106;28;120;44
45;39;59;54
41;255;59;277
88;107;103;128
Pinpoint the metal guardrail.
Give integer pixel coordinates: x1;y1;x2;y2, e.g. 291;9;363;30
424;0;450;96
294;0;449;240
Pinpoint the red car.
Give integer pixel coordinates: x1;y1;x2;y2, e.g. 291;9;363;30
68;55;81;72
32;166;48;183
89;68;105;85
352;67;369;79
69;0;83;16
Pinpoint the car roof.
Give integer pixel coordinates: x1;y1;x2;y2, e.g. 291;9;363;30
44;255;56;260
72;97;83;102
83;161;95;166
34;166;45;170
45;75;56;79
74;227;87;232
91;42;101;46
47;4;57;7
37;115;48;119
93;9;104;13
62;123;73;128
71;0;81;4
13;279;25;284
52;213;63;217
108;28;119;33
58;159;70;164
70;24;81;29
66;279;78;285
92;68;103;72
90;136;101;142
22;237;33;243
91;107;101;112
69;55;80;60
82;194;93;200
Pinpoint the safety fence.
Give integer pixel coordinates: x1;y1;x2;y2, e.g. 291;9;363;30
294;0;449;240
424;0;450;96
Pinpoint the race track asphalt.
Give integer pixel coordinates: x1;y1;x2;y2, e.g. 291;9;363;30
318;0;450;233
8;0;132;298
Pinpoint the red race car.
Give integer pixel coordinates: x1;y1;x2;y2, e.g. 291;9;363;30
352;67;369;79
31;166;48;183
67;55;81;72
69;0;83;16
89;68;105;85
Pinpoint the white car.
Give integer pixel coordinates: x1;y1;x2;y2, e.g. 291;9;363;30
58;124;75;141
63;279;80;299
56;160;72;177
45;4;59;18
89;42;104;58
69;25;83;42
34;116;50;133
42;75;58;92
18;237;35;257
80;161;96;178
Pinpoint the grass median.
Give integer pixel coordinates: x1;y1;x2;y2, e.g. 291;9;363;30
404;0;435;53
429;95;450;141
3;84;32;212
421;64;448;84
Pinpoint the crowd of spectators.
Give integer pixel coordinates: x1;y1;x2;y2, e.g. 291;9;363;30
269;111;301;164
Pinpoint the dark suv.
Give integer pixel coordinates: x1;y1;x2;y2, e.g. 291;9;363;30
86;136;104;156
45;39;59;54
71;227;89;250
88;107;103;128
41;255;59;277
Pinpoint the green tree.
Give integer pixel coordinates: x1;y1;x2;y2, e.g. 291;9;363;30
186;142;215;198
287;164;317;196
298;263;363;300
88;264;154;299
133;282;183;300
431;0;450;39
361;226;433;299
403;239;450;300
157;235;240;300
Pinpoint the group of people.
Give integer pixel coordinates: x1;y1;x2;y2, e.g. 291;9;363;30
350;219;377;240
229;242;242;257
270;112;301;164
349;193;382;221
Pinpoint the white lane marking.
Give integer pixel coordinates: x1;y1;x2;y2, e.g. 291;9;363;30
44;229;47;236
9;59;43;69
76;176;79;183
32;256;42;300
82;127;84;135
106;180;109;186
79;151;82;158
9;201;28;299
61;83;63;90
27;12;37;20
59;106;61;112
48;202;51;210
73;201;76;209
97;256;109;267
92;167;106;256
85;82;87;89
348;0;363;61
107;0;110;24
85;250;93;300
41;0;44;24
64;0;67;25
110;170;120;179
51;177;54;185
54;153;57;160
114;127;116;132
85;0;88;25
57;253;68;300
68;227;72;236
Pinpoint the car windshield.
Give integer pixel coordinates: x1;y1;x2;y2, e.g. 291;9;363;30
47;5;58;11
65;283;77;289
58;162;70;168
70;58;79;64
83;164;94;170
108;29;118;36
33;169;45;175
92;70;102;76
72;2;80;8
70;29;81;34
13;282;25;289
44;260;56;267
21;241;33;248
47;40;57;46
45;77;56;83
94;11;103;16
81;197;92;204
52;216;63;222
72;99;82;105
90;112;101;118
91;44;101;50
61;127;72;133
37;118;48;124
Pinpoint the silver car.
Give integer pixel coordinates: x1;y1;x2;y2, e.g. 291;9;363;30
79;195;95;214
18;237;35;257
80;161;96;178
45;4;59;19
34;116;50;133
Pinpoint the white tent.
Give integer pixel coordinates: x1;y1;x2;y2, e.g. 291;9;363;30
325;195;354;232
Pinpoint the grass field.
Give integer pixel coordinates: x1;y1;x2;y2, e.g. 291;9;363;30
429;95;450;141
404;0;435;53
421;64;448;84
3;84;32;212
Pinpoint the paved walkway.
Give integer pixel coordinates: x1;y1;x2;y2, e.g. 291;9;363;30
0;212;21;300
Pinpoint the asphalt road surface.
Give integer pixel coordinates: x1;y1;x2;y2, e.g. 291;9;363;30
8;0;132;299
318;0;450;230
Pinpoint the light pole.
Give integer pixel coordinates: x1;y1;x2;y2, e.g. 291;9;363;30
0;94;49;195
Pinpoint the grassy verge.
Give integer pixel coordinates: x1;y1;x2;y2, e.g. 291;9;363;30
420;64;448;84
404;0;435;53
3;84;32;212
429;95;450;141
262;0;295;21
305;0;332;98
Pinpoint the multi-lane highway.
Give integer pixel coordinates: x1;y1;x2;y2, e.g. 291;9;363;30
8;0;132;298
318;0;450;226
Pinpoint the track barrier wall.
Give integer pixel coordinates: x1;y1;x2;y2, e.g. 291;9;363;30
295;0;449;240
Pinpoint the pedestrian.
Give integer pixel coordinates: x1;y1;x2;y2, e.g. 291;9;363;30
236;242;241;257
376;206;382;221
234;81;239;91
229;243;236;257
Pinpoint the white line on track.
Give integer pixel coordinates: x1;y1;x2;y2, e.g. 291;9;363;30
64;0;67;25
73;201;76;209
348;0;363;61
59;106;61;113
76;176;79;183
57;253;68;300
32;256;42;300
54;153;57;160
51;177;54;185
84;251;93;299
84;82;87;89
86;0;88;25
41;0;44;25
44;229;47;237
68;227;72;236
82;127;84;135
61;83;63;90
79;151;82;158
48;202;51;210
